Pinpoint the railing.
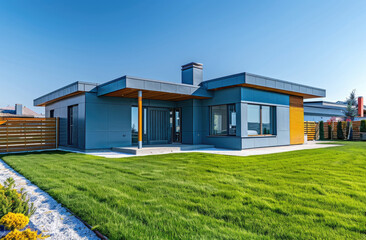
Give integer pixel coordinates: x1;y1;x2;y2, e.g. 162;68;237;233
0;118;58;153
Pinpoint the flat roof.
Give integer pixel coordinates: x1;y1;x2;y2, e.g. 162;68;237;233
34;81;98;106
34;69;326;106
97;76;213;101
202;72;326;98
304;101;366;111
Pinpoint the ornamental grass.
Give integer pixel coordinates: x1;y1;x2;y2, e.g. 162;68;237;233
0;178;36;218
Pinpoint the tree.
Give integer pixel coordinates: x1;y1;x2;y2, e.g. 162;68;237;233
337;121;344;140
346;121;352;140
319;121;324;140
343;89;358;120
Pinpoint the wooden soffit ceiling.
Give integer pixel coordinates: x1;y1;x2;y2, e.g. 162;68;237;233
104;88;209;101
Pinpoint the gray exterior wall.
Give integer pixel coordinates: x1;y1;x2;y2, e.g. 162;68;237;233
45;94;86;149
34;64;327;151
239;87;290;149
241;104;290;149
304;105;344;122
200;87;243;149
176;99;204;145
43;86;293;151
84;92;175;149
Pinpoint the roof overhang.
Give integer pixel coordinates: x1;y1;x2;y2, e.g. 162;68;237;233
34;82;98;106
202;72;326;99
97;76;213;101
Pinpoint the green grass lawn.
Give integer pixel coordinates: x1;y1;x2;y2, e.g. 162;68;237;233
1;142;366;240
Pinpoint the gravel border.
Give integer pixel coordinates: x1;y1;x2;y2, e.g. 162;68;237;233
0;158;100;240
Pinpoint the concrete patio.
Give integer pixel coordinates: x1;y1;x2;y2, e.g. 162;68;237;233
61;141;340;158
112;144;214;155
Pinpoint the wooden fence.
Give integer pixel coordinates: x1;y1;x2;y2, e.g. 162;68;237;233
304;121;317;141
0;118;58;153
310;121;363;141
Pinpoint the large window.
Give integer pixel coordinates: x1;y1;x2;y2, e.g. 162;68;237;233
210;104;236;136
247;104;276;136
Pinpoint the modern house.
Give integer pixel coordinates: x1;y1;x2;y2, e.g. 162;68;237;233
304;97;365;122
34;63;325;150
0;104;44;118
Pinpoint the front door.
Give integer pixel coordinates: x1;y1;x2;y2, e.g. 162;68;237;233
148;108;171;144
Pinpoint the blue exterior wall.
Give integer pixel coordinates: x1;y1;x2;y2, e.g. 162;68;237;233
45;94;86;149
84;92;175;149
195;87;291;150
200;87;243;149
304;115;332;122
181;67;203;86
304;105;344;122
176;99;204;145
241;87;290;149
241;88;289;105
44;86;293;151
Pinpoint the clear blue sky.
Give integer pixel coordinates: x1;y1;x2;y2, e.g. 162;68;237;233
1;0;366;113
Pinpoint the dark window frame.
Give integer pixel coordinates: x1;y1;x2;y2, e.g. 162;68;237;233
67;105;78;146
49;109;54;118
247;104;276;136
209;104;236;136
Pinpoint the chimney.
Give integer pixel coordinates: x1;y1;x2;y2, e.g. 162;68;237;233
15;104;22;115
358;97;364;117
181;62;203;86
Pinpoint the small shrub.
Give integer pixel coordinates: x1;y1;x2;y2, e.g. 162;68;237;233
0;178;36;219
337;121;344;140
361;120;366;132
0;212;29;230
319;121;324;140
2;229;49;240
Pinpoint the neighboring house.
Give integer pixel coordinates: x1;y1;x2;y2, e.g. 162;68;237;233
304;98;366;122
34;62;325;150
0;104;44;118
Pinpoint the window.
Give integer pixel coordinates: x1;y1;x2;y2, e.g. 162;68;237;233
49;110;54;118
67;105;78;146
210;104;236;136
131;107;138;144
247;104;276;136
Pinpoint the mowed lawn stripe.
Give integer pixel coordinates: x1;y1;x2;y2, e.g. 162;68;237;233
1;142;366;239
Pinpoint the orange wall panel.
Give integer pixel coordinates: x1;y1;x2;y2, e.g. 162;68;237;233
290;96;304;144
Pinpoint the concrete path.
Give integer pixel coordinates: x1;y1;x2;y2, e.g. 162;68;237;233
64;141;341;158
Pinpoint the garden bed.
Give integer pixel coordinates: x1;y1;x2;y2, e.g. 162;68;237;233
0;159;99;240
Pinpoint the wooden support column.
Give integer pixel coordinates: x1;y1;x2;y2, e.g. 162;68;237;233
138;90;143;149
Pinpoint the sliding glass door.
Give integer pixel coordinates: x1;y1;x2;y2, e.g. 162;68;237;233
131;106;182;145
171;108;181;143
